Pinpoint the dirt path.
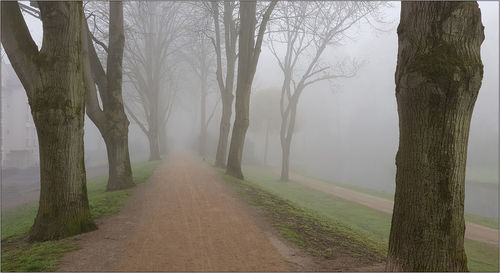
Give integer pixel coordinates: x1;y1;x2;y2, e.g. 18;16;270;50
291;173;499;247
58;155;292;271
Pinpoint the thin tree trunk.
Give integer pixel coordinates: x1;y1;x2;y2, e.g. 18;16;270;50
387;2;484;271
148;131;161;161
1;1;96;241
200;82;207;157
215;99;233;167
280;100;298;181
213;1;237;168
264;124;269;166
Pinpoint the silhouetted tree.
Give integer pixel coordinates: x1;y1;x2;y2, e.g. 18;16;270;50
268;1;382;181
123;1;185;160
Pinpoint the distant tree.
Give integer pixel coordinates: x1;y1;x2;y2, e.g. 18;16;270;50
123;1;185;160
386;2;484;271
82;1;135;191
250;88;281;165
267;1;383;181
1;1;96;241
183;8;219;157
208;1;239;167
226;0;278;179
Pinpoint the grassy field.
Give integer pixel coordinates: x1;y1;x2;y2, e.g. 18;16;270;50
299;171;499;229
1;160;160;272
237;166;499;272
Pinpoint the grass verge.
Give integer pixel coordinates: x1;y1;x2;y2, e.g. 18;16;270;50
1;160;160;272
238;167;498;272
297;170;498;229
220;169;386;265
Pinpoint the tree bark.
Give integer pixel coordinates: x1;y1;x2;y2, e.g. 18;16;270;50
2;1;96;241
387;2;484;271
84;1;134;191
226;0;277;179
213;1;237;168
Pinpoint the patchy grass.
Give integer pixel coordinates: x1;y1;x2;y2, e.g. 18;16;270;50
1;236;79;272
236;166;498;272
221;170;386;264
1;160;160;272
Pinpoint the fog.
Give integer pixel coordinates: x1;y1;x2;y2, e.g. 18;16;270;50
2;1;498;219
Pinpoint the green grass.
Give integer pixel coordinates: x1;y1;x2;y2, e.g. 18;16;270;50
297;169;499;230
465;213;499;230
222;171;386;264
238;166;499;272
1;238;79;272
1;160;160;272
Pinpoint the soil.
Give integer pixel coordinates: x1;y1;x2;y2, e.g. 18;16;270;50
290;172;499;247
58;154;383;271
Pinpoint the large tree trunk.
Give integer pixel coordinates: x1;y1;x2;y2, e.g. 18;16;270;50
226;0;276;179
1;1;96;241
386;2;484;271
102;128;134;191
226;1;257;179
84;1;134;191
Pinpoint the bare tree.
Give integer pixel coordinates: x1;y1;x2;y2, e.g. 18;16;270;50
226;0;278;179
82;1;135;191
249;88;281;166
1;1;96;241
386;2;484;271
183;7;219;157
268;1;383;181
208;1;239;167
123;1;185;160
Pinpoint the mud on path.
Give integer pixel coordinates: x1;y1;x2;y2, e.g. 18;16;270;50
59;155;296;271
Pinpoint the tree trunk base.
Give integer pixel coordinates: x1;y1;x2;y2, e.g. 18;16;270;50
106;177;135;191
29;212;96;242
226;167;244;180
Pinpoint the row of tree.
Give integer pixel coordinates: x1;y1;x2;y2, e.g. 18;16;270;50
1;1;485;271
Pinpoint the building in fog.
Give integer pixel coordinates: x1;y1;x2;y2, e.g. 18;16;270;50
1;62;39;169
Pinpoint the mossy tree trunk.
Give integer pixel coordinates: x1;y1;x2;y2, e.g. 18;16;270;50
387;2;484;271
1;1;96;241
226;0;277;179
83;1;134;191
